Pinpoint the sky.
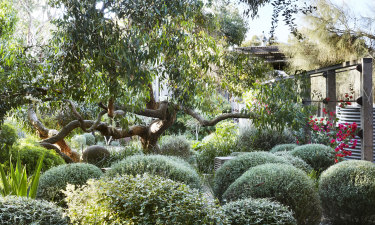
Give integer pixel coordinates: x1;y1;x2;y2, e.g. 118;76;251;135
239;0;374;44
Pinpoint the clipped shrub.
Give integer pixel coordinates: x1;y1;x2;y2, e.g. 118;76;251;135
221;198;297;225
223;163;322;225
213;152;290;200
100;145;143;168
37;163;103;206
10;138;65;175
159;135;192;160
82;145;110;167
291;144;335;172
64;174;224;224
106;155;201;188
270;144;298;153
0;123;18;164
235;127;295;152
319;160;375;225
273;151;313;173
83;133;96;146
0;196;68;224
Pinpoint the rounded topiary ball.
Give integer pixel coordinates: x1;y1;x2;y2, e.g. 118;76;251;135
105;155;201;189
213;152;290;200
223;163;321;225
37;163;103;206
319;160;375;225
65;174;224;224
273;151;313;173
270;144;298;153
83;133;96;146
221;197;297;225
291;144;335;172
0;196;69;225
82;145;110;167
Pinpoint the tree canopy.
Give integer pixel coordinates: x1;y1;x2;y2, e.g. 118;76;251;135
1;0;278;158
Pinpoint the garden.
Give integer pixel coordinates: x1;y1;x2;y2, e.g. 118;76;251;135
1;0;375;224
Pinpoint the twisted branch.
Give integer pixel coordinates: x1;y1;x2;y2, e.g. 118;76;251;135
184;108;256;127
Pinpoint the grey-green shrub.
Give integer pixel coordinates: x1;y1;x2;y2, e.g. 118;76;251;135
221;198;297;225
273;151;313;173
83;133;96;146
37;163;103;206
64;174;225;225
105;154;201;189
100;145;143;168
223;163;322;225
291;144;335;172
319;160;375;225
235;127;295;152
0;196;68;225
270;144;298;153
159;135;192;160
213;152;290;200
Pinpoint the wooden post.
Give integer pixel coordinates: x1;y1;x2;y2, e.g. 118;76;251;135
360;58;373;161
303;74;312;144
326;70;336;116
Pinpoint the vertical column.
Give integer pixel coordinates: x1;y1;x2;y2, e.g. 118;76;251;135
303;74;312;144
360;58;373;161
326;70;336;117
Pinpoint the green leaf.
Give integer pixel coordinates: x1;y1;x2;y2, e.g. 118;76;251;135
29;153;44;198
0;164;10;196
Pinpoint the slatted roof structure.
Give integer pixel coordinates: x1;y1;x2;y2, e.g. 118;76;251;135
235;46;288;70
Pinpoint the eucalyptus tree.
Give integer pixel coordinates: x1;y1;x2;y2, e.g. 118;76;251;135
12;0;273;156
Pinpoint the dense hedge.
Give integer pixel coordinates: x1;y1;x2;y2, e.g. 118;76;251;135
223;163;321;225
319;160;375;225
221;198;297;225
11;139;65;175
213;152;290;200
0;196;68;225
37;163;103;206
270;144;298;153
105;155;201;189
273;151;313;173
291;144;336;172
235;127;295;152
65;174;224;224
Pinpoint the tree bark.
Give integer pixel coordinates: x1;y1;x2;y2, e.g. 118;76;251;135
140;107;177;154
28;105;79;162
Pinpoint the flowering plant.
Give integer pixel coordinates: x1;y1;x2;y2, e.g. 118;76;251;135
308;107;357;163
